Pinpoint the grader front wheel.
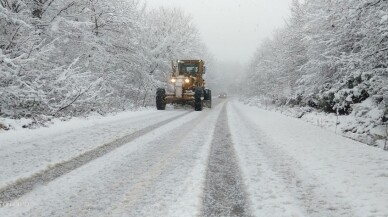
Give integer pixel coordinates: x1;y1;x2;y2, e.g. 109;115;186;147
156;88;166;110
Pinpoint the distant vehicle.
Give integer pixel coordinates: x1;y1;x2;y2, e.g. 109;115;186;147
218;92;227;98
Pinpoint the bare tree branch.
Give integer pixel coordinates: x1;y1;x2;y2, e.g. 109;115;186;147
0;0;9;9
50;1;76;22
5;26;21;50
54;85;92;115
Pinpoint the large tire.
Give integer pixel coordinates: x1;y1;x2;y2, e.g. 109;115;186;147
204;89;212;108
194;88;203;111
156;88;166;110
204;89;211;100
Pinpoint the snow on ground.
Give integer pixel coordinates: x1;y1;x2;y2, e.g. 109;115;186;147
242;97;388;149
0;109;187;187
202;105;250;216
228;100;388;217
0;102;225;217
1;99;387;217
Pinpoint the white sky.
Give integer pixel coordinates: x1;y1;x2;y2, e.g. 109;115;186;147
144;0;293;64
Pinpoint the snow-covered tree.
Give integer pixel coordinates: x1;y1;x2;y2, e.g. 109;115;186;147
1;1;211;120
243;0;388;145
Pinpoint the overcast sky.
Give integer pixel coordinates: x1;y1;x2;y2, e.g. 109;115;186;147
145;0;293;64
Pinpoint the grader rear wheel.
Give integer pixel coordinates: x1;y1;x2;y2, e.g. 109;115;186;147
204;89;212;108
194;88;203;111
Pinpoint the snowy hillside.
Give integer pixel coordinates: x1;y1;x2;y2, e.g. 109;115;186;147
242;0;388;149
0;0;212;121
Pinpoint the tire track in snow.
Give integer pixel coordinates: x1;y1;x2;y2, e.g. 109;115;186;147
202;104;251;217
229;102;356;217
105;105;221;216
0;111;192;204
0;110;186;187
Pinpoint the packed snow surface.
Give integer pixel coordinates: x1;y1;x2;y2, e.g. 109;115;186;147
0;99;387;217
0;109;187;187
228;102;388;217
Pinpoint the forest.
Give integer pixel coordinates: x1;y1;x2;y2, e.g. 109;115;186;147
0;0;211;121
243;0;388;146
1;0;388;147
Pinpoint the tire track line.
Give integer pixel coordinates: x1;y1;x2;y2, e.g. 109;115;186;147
202;104;251;217
0;111;192;204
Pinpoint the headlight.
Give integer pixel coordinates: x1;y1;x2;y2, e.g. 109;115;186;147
171;78;177;83
185;78;190;83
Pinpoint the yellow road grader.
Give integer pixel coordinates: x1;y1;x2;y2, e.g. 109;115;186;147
156;60;212;111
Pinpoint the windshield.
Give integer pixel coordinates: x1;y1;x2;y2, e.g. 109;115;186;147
179;63;199;76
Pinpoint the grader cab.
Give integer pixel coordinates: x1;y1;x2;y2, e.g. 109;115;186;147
156;60;212;111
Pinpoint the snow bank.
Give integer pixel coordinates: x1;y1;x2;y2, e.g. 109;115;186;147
241;96;388;150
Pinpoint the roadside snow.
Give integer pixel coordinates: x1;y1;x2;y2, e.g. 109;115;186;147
242;97;388;149
229;100;388;217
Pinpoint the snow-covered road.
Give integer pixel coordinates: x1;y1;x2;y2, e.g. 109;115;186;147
1;99;387;217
